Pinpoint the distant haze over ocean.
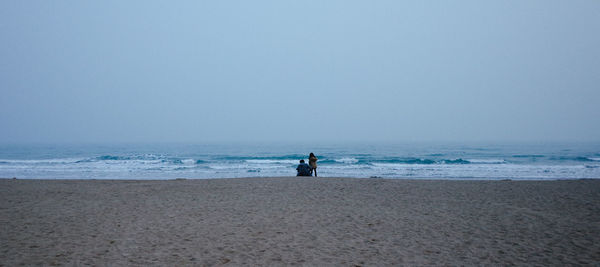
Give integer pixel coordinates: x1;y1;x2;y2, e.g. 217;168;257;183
1;2;599;144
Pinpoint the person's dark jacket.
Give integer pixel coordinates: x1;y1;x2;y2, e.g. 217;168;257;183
296;163;312;176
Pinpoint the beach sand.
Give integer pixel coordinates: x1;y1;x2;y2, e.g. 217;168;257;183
1;178;599;266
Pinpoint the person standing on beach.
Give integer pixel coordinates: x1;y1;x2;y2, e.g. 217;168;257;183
309;153;318;177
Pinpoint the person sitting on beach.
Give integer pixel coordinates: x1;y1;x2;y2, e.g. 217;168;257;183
296;160;313;176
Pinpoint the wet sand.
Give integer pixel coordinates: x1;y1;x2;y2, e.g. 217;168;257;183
1;178;599;266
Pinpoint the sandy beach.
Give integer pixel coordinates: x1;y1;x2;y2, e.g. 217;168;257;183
1;177;599;266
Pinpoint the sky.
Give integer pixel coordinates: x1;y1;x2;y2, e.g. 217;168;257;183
1;1;599;143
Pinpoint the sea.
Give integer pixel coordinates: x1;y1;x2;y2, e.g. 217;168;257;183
1;142;599;180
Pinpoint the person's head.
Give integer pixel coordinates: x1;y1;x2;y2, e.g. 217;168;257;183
300;159;305;163
309;152;315;157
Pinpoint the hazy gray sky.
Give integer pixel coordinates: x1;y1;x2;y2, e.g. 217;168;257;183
1;1;599;143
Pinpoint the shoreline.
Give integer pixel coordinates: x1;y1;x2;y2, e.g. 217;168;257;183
2;178;599;265
2;176;599;181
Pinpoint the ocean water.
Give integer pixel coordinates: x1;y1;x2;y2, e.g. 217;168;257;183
1;142;599;180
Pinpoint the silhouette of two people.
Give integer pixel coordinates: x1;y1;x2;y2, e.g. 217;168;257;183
296;153;318;177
